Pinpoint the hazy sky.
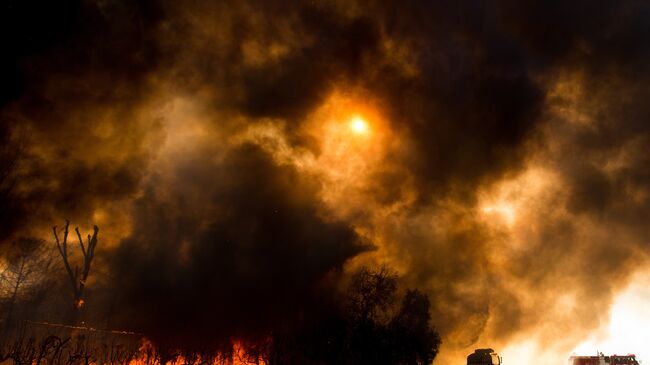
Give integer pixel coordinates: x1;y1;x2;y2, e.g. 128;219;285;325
1;1;648;364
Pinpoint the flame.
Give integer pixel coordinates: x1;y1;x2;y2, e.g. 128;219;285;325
127;338;268;365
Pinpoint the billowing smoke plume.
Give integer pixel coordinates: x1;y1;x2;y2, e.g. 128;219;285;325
1;0;649;361
110;143;367;346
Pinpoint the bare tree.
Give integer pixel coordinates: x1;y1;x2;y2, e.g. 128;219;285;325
0;237;54;336
52;220;99;311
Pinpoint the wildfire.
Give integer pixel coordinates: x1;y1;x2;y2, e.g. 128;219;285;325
127;338;268;365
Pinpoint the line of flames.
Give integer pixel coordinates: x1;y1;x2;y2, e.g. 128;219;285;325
25;320;268;365
130;338;268;365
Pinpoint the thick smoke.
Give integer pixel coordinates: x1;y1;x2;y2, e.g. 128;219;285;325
1;0;649;361
0;0;164;240
109;143;367;346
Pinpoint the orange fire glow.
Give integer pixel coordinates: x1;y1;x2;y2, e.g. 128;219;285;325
128;338;268;365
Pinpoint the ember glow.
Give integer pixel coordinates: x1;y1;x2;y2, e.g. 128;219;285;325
1;1;649;365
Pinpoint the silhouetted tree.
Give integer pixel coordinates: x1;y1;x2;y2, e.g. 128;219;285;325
52;220;99;313
0;237;55;336
346;266;397;365
390;290;441;365
266;266;441;365
346;266;441;365
347;266;398;325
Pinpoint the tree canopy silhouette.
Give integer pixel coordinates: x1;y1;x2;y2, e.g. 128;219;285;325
267;266;441;365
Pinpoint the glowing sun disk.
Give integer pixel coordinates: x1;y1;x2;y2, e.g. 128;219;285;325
349;116;369;134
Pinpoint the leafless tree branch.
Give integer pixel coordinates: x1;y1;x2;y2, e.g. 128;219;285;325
52;221;99;312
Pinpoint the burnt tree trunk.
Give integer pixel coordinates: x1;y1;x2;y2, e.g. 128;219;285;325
52;220;99;320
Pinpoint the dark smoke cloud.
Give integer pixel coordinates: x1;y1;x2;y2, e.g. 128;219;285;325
152;0;546;201
1;0;649;360
0;0;165;239
110;143;367;346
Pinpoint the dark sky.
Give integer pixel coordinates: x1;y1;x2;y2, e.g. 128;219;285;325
1;0;649;362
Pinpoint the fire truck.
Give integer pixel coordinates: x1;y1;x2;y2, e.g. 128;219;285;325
569;353;639;365
467;348;502;365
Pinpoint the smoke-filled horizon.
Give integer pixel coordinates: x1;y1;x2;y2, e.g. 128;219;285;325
1;0;649;363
